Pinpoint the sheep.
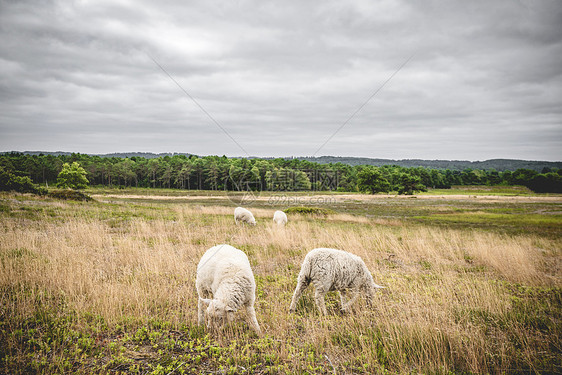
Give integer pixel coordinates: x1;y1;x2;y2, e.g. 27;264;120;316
289;248;385;315
196;244;261;334
273;210;288;226
234;206;256;225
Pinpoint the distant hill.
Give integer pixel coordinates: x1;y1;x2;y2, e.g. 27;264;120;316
286;156;562;172
18;151;193;159
8;151;562;172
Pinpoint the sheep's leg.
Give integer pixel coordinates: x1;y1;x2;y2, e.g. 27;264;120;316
198;291;212;325
289;278;309;312
339;291;348;311
245;305;261;335
314;288;328;316
310;279;329;315
340;291;359;312
197;298;206;326
365;287;375;308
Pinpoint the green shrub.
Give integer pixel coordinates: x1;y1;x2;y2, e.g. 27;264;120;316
284;206;335;216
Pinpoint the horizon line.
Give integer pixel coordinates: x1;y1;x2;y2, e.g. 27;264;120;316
2;150;561;163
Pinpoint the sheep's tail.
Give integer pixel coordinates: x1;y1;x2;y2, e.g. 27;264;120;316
373;283;385;289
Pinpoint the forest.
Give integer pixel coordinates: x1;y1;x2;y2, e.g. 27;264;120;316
1;152;561;193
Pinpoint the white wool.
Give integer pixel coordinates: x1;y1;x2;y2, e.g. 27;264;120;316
289;248;384;315
196;244;261;334
234;207;256;225
273;210;288;226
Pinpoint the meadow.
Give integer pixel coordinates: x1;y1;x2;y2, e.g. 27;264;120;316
1;188;560;374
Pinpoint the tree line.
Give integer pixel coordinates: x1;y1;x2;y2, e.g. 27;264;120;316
1;152;561;193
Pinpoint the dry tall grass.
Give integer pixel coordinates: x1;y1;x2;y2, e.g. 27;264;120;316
1;194;560;374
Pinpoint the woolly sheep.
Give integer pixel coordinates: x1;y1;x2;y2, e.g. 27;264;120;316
289;248;385;315
273;210;288;226
196;244;261;334
234;206;256;225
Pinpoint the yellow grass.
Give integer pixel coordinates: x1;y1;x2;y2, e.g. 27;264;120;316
1;193;560;374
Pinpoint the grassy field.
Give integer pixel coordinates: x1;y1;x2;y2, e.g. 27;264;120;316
1;188;561;374
421;185;536;196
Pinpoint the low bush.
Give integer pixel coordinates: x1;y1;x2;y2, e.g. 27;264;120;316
48;189;94;201
284;206;335;216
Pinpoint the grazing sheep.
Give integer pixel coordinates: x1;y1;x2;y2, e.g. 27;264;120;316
196;244;261;334
234;206;256;225
289;248;385;315
273;210;288;226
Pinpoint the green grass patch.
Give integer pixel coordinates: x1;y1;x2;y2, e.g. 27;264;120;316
415;211;561;227
423;185;536;196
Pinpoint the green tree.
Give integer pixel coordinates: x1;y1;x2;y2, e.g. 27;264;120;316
175;160;194;189
0;166;42;194
396;173;426;195
528;173;562;193
293;170;312;190
56;162;89;189
461;169;484;185
147;159;160;188
511;168;538;187
192;158;205;190
158;159;172;188
253;159;272;191
486;170;502;186
412;167;433;187
430;169;448;188
206;159;220;190
356;167;391;194
115;158;136;186
266;168;290;191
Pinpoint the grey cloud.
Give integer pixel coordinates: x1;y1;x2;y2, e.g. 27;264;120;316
0;0;561;160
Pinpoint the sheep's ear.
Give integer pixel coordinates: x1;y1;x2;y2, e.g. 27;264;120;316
200;298;212;306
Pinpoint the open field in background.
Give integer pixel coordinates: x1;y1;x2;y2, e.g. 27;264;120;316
423;185;537;196
85;185;539;197
1;187;561;374
88;186;562;238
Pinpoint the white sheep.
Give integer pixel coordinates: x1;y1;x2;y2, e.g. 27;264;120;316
196;244;261;334
273;210;288;226
234;206;256;225
289;248;385;315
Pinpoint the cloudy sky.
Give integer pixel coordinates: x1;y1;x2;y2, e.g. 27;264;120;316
1;0;561;161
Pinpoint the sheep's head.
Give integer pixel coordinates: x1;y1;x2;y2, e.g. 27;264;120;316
200;299;235;329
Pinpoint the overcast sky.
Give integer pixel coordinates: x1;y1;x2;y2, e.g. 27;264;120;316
1;0;561;161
